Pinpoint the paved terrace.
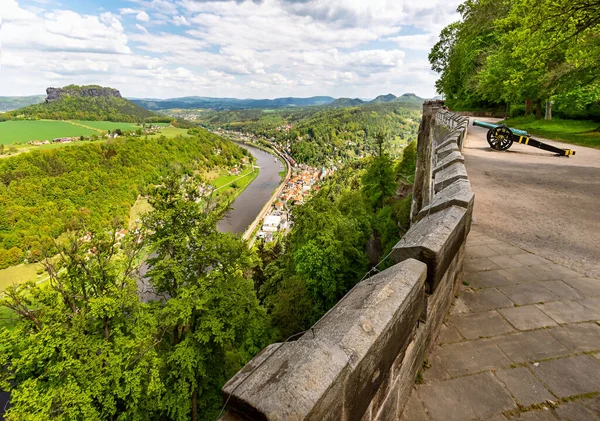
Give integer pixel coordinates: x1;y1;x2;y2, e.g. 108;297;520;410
400;124;600;420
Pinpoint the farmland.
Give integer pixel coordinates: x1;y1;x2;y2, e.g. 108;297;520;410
0;119;173;146
0;120;97;144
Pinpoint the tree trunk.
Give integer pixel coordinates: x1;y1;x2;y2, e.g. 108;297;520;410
192;387;198;421
505;102;510;119
525;98;533;116
535;99;542;119
545;99;552;120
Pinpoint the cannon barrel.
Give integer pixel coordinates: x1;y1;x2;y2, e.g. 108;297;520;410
472;120;529;136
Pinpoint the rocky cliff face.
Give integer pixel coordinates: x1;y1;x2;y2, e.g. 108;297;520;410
45;86;122;102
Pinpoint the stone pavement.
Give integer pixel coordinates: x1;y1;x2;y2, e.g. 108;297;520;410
399;228;600;421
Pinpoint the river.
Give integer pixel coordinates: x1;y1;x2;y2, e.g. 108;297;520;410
217;143;283;234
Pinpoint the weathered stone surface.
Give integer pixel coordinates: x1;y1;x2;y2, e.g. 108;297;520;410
465;269;513;288
434;163;468;193
435;339;511;377
418;372;516;421
548;322;600;353
494;329;570;363
454;310;515;339
435;134;460;152
531;355;600;398
563;277;600;296
535;300;600;323
222;259;427;421
437;143;460;160
494;367;554;407
432;151;464;175
554;401;600;421
460;288;514;312
500;282;568;306
418;179;474;220
392;206;468;293
498;305;557;330
464;257;502;272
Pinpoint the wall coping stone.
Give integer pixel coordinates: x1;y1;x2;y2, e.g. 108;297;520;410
222;259;427;421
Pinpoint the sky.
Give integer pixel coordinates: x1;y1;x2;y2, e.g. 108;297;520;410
0;0;462;99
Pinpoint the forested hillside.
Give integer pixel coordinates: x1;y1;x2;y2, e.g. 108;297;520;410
0;131;249;269
430;0;600;119
197;102;421;165
1;132;418;421
0;96;45;112
7;95;157;123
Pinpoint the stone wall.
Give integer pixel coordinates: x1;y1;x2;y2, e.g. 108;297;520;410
220;102;473;421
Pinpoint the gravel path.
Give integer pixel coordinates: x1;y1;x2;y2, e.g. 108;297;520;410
463;119;600;278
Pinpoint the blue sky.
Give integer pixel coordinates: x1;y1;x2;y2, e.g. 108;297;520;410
1;0;462;98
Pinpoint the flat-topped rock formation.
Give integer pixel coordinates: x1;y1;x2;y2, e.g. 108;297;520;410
45;85;122;102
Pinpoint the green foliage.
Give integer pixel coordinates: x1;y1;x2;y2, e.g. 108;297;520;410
431;0;600;116
0;228;163;420
395;140;417;183
142;175;271;420
499;116;600;149
258;149;416;338
196;103;421;165
0;129;248;268
1;175;272;421
361;132;397;210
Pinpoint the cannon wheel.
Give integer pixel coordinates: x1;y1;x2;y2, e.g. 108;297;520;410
487;126;513;151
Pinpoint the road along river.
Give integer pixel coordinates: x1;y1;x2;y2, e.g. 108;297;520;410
217;143;284;234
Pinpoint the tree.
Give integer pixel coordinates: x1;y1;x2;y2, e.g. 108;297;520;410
0;226;163;420
142;174;270;421
362;131;396;209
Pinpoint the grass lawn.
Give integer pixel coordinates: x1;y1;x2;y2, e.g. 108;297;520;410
148;127;190;139
70;120;140;131
0;120;97;144
0;262;43;291
129;197;152;229
499;116;600;149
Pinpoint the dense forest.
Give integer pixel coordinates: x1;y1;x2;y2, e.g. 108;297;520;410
1;128;418;419
197;102;422;165
6;95;159;123
0;131;250;269
430;0;600;119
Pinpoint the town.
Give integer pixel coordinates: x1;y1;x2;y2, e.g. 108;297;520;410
213;127;335;243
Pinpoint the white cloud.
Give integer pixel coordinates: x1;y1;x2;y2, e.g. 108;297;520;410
136;11;150;22
119;8;139;15
1;0;463;98
173;15;190;26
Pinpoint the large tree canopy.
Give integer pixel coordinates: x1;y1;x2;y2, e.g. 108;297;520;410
430;0;600;116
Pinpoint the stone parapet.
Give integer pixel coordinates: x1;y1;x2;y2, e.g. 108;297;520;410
220;106;473;421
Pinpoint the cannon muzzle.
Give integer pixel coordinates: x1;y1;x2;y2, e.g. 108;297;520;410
472;120;528;136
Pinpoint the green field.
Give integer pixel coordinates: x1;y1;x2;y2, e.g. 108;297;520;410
74;120;169;131
499;116;600;149
0;262;43;290
0;120;98;144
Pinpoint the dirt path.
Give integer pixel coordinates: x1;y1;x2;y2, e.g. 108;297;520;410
463;118;600;278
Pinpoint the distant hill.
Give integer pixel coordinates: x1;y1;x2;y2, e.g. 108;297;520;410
0;95;45;112
328;98;365;107
371;93;397;103
394;93;425;105
131;96;336;111
9;85;157;123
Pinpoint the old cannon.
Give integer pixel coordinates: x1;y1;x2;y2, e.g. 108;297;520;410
472;120;575;157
